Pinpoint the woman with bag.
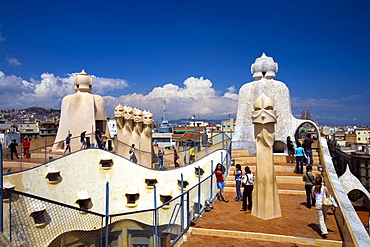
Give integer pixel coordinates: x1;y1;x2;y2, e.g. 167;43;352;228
311;176;331;239
241;166;254;211
302;165;316;208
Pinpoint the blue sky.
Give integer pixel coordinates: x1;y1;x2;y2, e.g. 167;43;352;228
0;0;369;125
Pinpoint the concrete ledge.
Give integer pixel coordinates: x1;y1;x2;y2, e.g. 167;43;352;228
224;187;305;195
189;227;343;247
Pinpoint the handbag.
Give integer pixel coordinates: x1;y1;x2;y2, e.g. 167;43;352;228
322;194;333;206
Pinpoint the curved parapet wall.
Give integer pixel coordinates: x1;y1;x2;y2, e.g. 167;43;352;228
319;138;370;246
3;148;227;246
4;148;227;215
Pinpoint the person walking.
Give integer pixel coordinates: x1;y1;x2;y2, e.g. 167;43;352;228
294;142;305;174
64;134;72;154
80;130;87;149
22;138;31;158
158;149;164;170
311;176;331;239
241;166;254;211
8;139;19;160
234;164;243;201
214;163;228;202
287;136;294;163
95;128;102;149
129;144;138;163
303;165;316;208
304;133;314;165
173;149;180;167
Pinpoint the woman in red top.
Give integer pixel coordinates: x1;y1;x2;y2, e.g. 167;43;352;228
22;138;31;158
214;163;228;202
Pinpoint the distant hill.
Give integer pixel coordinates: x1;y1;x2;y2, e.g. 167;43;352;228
22;107;60;115
22;107;60;120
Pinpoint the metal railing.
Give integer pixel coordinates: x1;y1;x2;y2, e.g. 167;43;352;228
1;141;232;246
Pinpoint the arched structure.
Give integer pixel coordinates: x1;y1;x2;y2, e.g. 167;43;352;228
339;164;370;201
233;53;320;155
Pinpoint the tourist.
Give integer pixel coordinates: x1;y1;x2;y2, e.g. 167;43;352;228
241;166;254;211
101;131;107;150
304;133;314;165
80;130;87;149
64;134;72;154
294;142;305;174
311;176;331;239
95;128;102;148
214;163;228;202
173;149;180;167
303;165;316;208
287;136;294;163
189;145;195;163
130;144;137;163
158;149;164;169
8;139;19;160
233;164;243;201
22;138;31;158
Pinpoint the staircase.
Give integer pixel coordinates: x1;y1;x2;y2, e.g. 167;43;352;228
181;148;343;247
225;149;321;195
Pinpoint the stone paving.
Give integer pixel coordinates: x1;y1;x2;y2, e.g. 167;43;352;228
181;151;344;247
181;191;342;246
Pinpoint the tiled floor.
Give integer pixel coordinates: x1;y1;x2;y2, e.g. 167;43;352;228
182;192;342;246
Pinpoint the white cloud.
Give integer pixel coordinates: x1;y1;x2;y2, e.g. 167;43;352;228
6;56;21;66
91;75;129;95
0;70;368;125
0;71;129;110
105;77;239;120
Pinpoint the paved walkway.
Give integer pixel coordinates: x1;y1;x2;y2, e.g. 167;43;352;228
181;150;343;246
182;192;342;246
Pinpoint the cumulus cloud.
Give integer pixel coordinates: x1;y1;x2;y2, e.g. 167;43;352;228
91;75;129;95
6;56;21;66
0;71;129;110
0;70;368;125
105;77;239;120
0;71;238;121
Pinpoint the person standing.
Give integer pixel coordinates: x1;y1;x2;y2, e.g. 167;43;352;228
189;145;195;163
234;164;243;201
304;133;314;165
241;166;254;211
64;134;72;154
294;142;305;174
95;128;102;149
129;144;138;163
214;163;228;202
158;149;164;170
8;139;19;160
173;149;180;167
303;165;316;208
311;176;331;239
80;130;87;149
287;136;294;163
101;131;107;150
22;138;31;158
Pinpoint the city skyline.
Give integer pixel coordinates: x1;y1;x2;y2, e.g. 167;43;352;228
1;0;369;125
